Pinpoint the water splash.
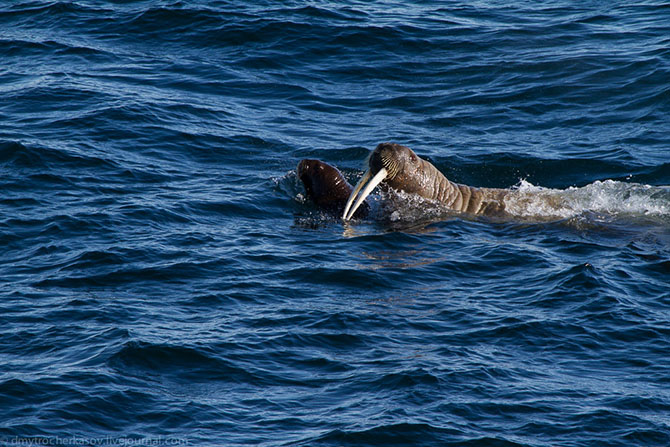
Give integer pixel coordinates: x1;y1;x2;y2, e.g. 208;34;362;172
505;180;670;221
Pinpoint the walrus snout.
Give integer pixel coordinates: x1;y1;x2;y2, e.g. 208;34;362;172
368;142;416;180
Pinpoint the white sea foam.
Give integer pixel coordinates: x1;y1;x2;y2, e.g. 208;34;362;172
378;189;455;223
504;179;670;220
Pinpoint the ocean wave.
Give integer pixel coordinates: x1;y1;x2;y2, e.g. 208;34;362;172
2;1;670;446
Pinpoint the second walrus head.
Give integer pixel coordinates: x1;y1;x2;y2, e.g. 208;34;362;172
298;159;369;219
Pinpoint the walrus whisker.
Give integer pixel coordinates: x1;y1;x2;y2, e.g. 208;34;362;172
343;168;388;221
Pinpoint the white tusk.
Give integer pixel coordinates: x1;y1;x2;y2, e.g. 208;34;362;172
343;168;388;221
342;170;371;221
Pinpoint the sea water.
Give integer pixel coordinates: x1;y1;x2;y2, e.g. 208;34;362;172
1;1;669;446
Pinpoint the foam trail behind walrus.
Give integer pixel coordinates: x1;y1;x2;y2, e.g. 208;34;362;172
503;180;670;221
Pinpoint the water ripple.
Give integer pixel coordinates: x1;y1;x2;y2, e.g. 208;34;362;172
1;1;669;446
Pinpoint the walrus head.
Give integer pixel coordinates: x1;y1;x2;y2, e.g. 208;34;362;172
298;159;369;218
343;143;426;220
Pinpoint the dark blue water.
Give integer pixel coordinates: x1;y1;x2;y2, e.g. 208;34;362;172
2;1;670;446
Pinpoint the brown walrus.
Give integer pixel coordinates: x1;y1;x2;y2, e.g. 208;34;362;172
343;142;510;221
297;159;369;219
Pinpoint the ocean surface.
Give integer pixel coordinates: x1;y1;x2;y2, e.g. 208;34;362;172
1;1;669;446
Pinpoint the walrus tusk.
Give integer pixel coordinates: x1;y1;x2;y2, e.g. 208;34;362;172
343;168;388;221
342;170;370;221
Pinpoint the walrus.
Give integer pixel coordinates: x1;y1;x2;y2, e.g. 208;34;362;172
297;159;369;219
343;142;510;221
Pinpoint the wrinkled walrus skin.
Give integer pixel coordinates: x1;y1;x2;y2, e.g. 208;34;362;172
343;143;510;220
297;159;369;219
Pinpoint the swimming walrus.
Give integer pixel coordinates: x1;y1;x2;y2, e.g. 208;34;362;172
343;142;510;221
297;159;369;219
